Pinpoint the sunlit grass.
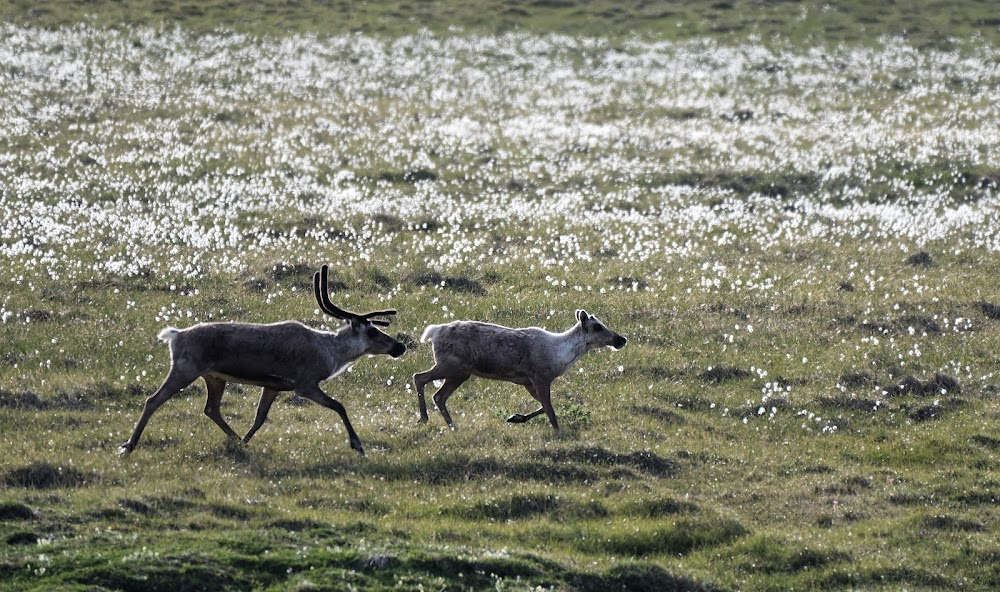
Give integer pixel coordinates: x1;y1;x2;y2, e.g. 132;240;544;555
1;13;999;592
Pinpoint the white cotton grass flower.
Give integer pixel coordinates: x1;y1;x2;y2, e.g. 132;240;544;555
0;24;997;299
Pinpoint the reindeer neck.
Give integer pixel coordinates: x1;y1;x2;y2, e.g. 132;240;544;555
550;324;589;370
322;324;366;361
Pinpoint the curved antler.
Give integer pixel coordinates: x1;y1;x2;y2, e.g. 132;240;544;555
313;265;396;327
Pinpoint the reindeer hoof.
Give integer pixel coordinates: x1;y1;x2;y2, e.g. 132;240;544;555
118;442;134;457
506;414;529;424
351;440;366;456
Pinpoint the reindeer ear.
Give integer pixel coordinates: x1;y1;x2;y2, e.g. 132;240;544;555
350;318;363;333
576;309;590;323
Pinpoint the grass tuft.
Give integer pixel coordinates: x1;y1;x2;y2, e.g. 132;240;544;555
3;462;94;489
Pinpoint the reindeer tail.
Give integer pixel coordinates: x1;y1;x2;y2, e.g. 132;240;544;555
420;324;442;343
157;327;180;343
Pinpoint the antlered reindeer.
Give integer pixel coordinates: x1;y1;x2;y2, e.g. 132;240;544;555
413;310;626;429
119;265;405;457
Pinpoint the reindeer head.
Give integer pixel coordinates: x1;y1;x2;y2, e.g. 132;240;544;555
314;265;406;358
576;309;627;351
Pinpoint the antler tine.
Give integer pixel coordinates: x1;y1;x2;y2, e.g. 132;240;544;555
363;309;396;327
315;265;396;326
314;265;352;320
363;309;397;319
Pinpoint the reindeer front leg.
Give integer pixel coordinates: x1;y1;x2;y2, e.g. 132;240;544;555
296;384;365;455
507;382;558;429
203;375;241;441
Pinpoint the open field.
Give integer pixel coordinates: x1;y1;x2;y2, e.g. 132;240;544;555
2;2;1000;591
4;0;1000;47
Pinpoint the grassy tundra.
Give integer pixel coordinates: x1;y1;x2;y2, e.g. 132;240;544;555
1;1;1000;590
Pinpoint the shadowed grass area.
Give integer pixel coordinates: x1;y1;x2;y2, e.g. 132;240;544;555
1;0;999;46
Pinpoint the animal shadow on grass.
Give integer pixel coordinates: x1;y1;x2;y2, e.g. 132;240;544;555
249;445;675;485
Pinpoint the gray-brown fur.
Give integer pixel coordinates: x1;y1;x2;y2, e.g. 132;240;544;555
412;309;626;429
119;266;405;457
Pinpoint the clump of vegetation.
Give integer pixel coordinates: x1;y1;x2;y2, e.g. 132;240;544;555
905;250;934;267
408;271;487;295
0;501;36;520
3;462;93;489
699;366;752;383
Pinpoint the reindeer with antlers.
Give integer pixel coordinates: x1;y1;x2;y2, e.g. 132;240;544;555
119;265;405;457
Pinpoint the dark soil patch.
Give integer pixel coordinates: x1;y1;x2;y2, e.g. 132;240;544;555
584;516;747;557
22;309;55;322
970;435;1000;450
838;372;875;389
905;251;933;267
610;276;649;290
409;271;486;295
372;212;405;231
819;395;879;412
919;514;985;533
632;365;684;381
885;375;925;396
699;365;751;383
119;498;155;515
978;301;1000;320
403;168;437;183
456;493;607;521
900;315;942;334
357;553;401;571
538;446;677;478
3;462;93;489
815;476;873;496
243;277;270;292
6;531;39;545
633;404;686;425
575;562;720;592
374;455;601;485
0;501;36;520
0;389;45;409
652;170;820;199
624;497;700;518
885;373;960;397
268;262;314;286
267;519;325;532
908;397;965;422
376;168;438;185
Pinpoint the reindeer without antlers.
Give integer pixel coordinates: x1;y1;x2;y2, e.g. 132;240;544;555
413;309;626;430
119;265;405;457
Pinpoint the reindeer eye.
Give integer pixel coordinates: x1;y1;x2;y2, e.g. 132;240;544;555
367;328;380;338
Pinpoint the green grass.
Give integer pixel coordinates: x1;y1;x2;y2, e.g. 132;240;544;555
2;1;1000;590
3;235;998;590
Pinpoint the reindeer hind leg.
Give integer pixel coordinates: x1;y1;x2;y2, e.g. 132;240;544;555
430;375;469;429
119;362;200;455
243;387;280;444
